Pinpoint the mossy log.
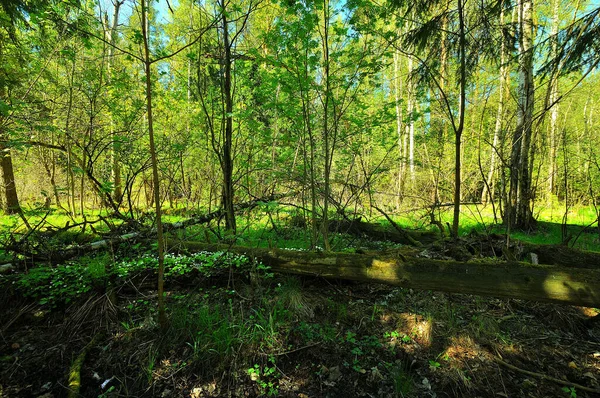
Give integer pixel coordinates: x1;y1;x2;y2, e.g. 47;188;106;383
328;220;438;246
67;333;102;398
168;240;600;308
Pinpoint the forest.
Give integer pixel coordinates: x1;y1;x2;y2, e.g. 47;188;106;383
1;0;600;396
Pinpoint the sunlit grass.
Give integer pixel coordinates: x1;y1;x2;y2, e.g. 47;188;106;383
1;200;598;252
0;207;124;233
392;202;599;252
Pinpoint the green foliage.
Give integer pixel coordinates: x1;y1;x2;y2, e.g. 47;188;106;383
562;386;577;397
247;362;280;396
15;262;94;307
296;321;337;343
174;303;241;363
145;347;158;383
384;330;412;344
113;251;253;279
428;359;441;369
383;360;414;397
340;331;385;373
86;254;109;280
12;251;264;309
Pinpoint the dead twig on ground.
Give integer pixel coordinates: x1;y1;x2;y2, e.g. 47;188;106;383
494;354;600;394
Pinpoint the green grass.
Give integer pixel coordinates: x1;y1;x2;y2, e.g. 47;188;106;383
391;203;600;252
0;207;125;247
1;201;598;256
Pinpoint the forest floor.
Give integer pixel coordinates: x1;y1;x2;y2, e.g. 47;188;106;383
1;207;600;397
2;253;600;397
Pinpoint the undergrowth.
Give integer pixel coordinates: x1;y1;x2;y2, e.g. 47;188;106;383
7;251;266;309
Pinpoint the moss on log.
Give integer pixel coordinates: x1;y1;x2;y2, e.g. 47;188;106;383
168;240;600;308
68;333;102;398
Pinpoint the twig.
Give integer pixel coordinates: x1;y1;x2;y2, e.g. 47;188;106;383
2;302;37;333
17;211;50;244
373;205;422;247
494;355;600;394
261;342;322;357
559;335;600;347
570;218;599;249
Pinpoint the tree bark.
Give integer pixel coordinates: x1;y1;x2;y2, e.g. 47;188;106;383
0;144;21;215
406;52;415;182
0;83;21;215
328;219;437;246
393;49;404;208
40;144;63;210
321;0;332;251
434;12;448;205
523;244;600;269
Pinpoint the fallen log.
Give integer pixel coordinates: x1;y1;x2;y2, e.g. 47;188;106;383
167;240;600;308
328;219;438;246
67;333;103;398
522;244;600;269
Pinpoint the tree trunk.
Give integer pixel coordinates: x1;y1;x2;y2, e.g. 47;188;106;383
547;0;559;204
451;0;467;238
0;83;21;215
322;0;332;251
65;56;77;215
508;0;535;230
299;46;319;249
393;49;404;208
328;219;437;246
434;13;448;205
0;144;21;215
482;6;507;205
406;53;415;183
221;4;236;234
41;145;63;210
140;0;166;328
107;0;124;204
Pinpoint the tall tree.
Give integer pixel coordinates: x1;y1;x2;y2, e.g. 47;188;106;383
391;0;472;237
140;0;166;327
197;0;256;234
0;2;31;215
104;0;125;204
320;0;333;250
508;0;535;230
481;2;509;206
220;0;236;233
